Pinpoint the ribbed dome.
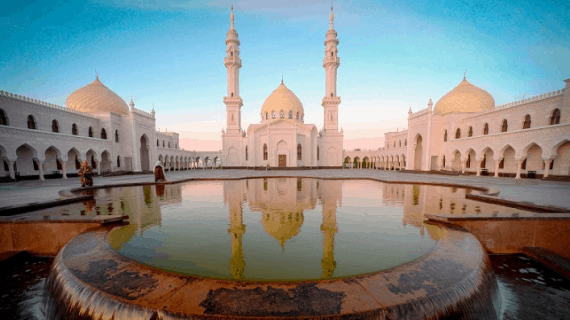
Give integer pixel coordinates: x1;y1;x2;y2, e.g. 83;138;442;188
260;82;304;122
66;77;129;115
262;211;304;249
434;78;495;115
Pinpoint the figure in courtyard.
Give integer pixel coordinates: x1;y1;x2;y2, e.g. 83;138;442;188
78;160;94;187
154;161;167;182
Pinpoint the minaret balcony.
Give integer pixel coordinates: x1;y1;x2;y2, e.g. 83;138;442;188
223;96;244;106
322;96;341;105
224;57;242;66
323;57;340;67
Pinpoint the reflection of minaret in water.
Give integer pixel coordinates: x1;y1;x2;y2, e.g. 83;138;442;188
225;181;246;279
320;180;341;279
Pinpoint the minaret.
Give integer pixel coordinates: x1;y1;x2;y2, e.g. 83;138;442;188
322;5;341;133
224;5;243;135
226;181;246;279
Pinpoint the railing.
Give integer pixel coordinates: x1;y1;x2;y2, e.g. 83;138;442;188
133;107;154;118
467;88;566;118
0;90;98;119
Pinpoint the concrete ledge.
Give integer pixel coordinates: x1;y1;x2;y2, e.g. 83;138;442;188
465;193;569;213
427;213;570;261
0;195;94;217
523;247;570;280
0;215;128;257
45;224;499;319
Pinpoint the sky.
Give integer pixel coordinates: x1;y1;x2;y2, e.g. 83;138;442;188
1;0;569;151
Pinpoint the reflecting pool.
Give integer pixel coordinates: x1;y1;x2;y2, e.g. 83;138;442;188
39;177;532;281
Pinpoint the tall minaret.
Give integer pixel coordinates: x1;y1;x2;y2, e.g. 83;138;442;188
224;5;243;135
322;5;341;133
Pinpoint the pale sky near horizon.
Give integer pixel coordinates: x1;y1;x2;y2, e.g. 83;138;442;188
1;0;569;151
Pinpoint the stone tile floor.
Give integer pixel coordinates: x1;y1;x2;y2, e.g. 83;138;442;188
1;169;570;211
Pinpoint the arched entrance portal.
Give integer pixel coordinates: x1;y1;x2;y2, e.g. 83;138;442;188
140;135;150;171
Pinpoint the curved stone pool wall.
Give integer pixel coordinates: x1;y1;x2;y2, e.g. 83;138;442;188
45;223;498;320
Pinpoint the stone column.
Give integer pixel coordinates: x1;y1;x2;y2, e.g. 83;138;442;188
96;160;101;175
544;159;552;178
494;158;501;177
7;159;15;180
476;159;482;176
38;159;45;181
515;160;522;179
60;158;68;179
461;160;467;174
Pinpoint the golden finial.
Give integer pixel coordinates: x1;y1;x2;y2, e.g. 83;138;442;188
95;69;98;80
463;69;467;81
281;73;283;84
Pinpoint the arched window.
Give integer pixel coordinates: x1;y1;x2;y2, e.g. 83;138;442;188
523;115;531;129
115;130;119;142
0;109;8;126
280;110;285;118
72;123;78;135
317;146;320;161
442;155;446;168
550;109;561;125
101;128;107;139
52;120;59;133
263;144;268;160
296;112;299;120
330;93;333;97
230;51;233;57
245;146;248;161
88;127;93;137
288;110;293;119
501;120;508;132
455;128;461;139
163;141;165;147
468;126;473;137
157;139;160;147
483;123;489;135
175;144;177;149
272;111;276;119
265;112;269;120
399;140;401;147
27;115;36;129
331;52;333;57
393;141;396;147
168;141;171;148
444;130;447;142
481;155;486;169
297;144;302;160
231;93;234;97
405;139;407;146
117;156;121;168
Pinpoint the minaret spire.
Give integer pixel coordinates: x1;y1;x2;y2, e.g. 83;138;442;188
329;5;334;30
463;69;467;81
322;6;341;133
230;4;235;30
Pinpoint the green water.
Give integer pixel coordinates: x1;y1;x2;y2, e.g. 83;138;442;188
98;178;528;281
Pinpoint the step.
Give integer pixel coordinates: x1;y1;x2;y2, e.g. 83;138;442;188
523;247;570;280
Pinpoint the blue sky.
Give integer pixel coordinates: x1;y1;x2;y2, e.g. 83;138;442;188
1;0;569;150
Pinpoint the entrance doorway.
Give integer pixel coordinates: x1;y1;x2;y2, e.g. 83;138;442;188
278;155;287;167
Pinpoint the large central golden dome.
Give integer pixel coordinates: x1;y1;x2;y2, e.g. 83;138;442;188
66;77;129;115
260;82;304;121
434;77;495;115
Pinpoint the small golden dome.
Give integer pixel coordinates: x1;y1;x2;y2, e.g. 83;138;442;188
260;82;304;121
262;211;304;249
434;78;495;115
66;77;129;115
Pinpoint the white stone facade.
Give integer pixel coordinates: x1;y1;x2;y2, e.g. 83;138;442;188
221;7;344;168
345;78;570;179
0;89;220;180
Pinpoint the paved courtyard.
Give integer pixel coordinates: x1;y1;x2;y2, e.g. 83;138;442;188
1;169;570;211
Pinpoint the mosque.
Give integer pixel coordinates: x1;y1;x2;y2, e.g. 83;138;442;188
221;7;344;168
0;74;220;181
346;76;570;179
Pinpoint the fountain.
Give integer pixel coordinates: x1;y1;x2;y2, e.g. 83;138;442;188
44;178;504;319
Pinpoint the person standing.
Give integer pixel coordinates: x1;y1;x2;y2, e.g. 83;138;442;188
78;160;94;187
154;161;167;182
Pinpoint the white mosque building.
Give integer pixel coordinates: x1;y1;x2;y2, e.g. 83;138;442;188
221;7;344;168
0;75;220;181
345;76;570;179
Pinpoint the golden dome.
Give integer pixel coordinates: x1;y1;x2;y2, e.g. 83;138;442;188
260;82;304;121
66;77;129;115
262;211;304;249
434;78;495;115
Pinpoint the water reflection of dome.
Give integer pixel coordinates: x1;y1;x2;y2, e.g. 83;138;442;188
262;211;304;248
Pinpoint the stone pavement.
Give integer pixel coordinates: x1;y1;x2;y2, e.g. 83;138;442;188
1;169;570;211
